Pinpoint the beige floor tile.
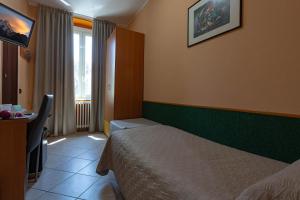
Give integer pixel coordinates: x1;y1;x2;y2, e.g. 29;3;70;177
50;174;98;197
32;168;74;191
45;153;73;168
76;150;101;161
78;160;100;177
28;133;116;199
54;158;92;173
48;145;88;157
26;189;46;200
79;182;118;200
38;192;76;200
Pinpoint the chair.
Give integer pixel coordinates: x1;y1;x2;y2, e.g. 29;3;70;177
26;94;53;184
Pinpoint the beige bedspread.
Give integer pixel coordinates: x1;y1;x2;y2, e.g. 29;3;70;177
97;125;287;200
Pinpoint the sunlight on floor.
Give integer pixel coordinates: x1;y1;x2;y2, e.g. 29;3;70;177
47;138;67;145
88;135;105;141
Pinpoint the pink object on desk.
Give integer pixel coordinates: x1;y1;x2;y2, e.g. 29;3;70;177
0;110;12;120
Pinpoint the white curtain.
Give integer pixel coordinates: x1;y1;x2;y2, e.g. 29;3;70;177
89;19;115;132
33;6;76;136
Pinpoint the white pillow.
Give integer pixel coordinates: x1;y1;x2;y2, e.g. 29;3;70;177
236;160;300;200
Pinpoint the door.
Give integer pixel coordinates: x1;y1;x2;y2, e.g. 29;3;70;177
2;42;18;104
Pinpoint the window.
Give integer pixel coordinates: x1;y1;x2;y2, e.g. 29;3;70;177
73;27;92;100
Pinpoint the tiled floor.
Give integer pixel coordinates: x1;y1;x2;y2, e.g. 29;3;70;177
26;133;121;200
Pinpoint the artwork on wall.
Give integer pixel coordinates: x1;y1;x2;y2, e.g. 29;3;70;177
188;0;241;47
0;3;35;47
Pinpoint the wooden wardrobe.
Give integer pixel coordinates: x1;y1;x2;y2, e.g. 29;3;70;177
104;27;144;135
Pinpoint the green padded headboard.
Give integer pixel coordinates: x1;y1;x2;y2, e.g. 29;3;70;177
143;101;300;163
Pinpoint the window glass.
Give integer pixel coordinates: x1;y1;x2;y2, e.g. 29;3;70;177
73;28;92;100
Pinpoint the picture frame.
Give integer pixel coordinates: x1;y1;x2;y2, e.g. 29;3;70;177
0;3;35;47
188;0;241;47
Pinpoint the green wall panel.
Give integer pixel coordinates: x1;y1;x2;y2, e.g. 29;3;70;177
143;102;300;163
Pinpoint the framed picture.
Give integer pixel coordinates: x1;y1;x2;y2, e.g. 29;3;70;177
188;0;241;47
0;3;35;47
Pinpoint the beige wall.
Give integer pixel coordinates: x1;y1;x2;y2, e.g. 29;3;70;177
129;0;300;115
0;0;37;109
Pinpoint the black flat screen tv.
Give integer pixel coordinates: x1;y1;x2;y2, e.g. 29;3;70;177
0;3;35;47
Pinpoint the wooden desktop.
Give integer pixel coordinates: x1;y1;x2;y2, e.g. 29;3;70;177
0;116;35;200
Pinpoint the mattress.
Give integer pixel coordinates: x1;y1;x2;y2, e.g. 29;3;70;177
97;125;288;200
110;118;159;133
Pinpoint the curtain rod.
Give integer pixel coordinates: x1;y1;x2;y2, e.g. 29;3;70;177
73;13;94;21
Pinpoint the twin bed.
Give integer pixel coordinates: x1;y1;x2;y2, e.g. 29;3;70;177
96;122;298;200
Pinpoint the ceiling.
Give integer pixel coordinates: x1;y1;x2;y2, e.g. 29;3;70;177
28;0;148;25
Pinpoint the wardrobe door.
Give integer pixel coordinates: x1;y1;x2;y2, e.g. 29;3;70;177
114;27;144;120
104;30;116;134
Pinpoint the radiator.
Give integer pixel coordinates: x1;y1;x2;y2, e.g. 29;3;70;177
75;100;91;130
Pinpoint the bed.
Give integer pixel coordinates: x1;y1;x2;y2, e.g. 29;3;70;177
96;125;288;200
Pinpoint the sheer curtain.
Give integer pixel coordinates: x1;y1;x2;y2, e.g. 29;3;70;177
89;19;115;132
33;6;76;136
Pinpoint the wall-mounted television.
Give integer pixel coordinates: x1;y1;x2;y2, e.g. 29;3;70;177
0;3;35;48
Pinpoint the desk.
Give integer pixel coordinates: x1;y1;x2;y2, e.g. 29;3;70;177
0;116;35;200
